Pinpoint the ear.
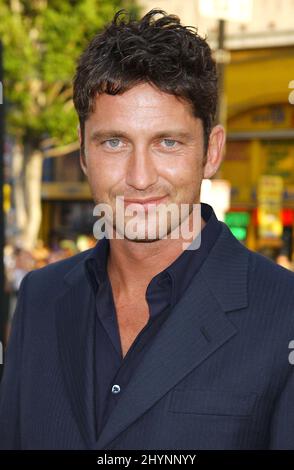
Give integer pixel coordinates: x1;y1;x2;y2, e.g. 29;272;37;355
203;124;226;179
78;125;88;176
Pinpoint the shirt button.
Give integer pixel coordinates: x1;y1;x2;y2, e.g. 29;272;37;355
111;384;121;394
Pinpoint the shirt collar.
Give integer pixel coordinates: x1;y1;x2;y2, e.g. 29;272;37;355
146;202;221;307
85;202;222;304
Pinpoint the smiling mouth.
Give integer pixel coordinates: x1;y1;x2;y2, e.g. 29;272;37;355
123;195;168;207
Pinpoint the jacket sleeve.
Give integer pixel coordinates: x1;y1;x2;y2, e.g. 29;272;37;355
269;366;294;449
0;272;31;449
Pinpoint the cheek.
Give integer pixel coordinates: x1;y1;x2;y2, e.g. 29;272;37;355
87;157;125;195
162;153;203;186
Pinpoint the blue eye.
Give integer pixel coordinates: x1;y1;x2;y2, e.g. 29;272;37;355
105;138;121;148
163;139;177;148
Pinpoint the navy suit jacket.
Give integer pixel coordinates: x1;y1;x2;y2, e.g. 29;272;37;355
1;222;294;449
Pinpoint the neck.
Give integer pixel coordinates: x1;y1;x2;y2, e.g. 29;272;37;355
107;210;206;299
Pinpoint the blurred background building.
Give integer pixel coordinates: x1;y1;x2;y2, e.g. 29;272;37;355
1;0;294;347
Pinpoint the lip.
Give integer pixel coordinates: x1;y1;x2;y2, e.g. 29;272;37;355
123;195;168;208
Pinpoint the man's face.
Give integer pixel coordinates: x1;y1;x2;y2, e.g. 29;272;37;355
80;82;224;241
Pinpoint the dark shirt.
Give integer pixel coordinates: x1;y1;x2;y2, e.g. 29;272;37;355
85;202;222;439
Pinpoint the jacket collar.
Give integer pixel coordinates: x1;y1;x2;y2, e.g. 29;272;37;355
64;220;248;312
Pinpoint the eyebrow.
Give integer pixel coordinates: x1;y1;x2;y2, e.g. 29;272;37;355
89;130;194;142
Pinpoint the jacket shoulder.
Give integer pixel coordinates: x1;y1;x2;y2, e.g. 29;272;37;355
249;248;294;286
21;248;93;297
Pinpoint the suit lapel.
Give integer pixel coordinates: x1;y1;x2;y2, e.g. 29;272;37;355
95;223;249;449
55;261;96;448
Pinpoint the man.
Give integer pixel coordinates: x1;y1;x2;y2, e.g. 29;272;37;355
0;9;294;450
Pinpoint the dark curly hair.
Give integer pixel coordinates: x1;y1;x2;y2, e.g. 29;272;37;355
73;9;218;154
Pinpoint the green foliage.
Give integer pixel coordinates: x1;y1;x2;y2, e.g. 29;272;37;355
0;0;140;146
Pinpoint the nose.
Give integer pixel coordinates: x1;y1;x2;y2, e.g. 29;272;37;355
125;145;158;190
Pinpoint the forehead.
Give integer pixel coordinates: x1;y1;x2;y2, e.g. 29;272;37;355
86;82;200;133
